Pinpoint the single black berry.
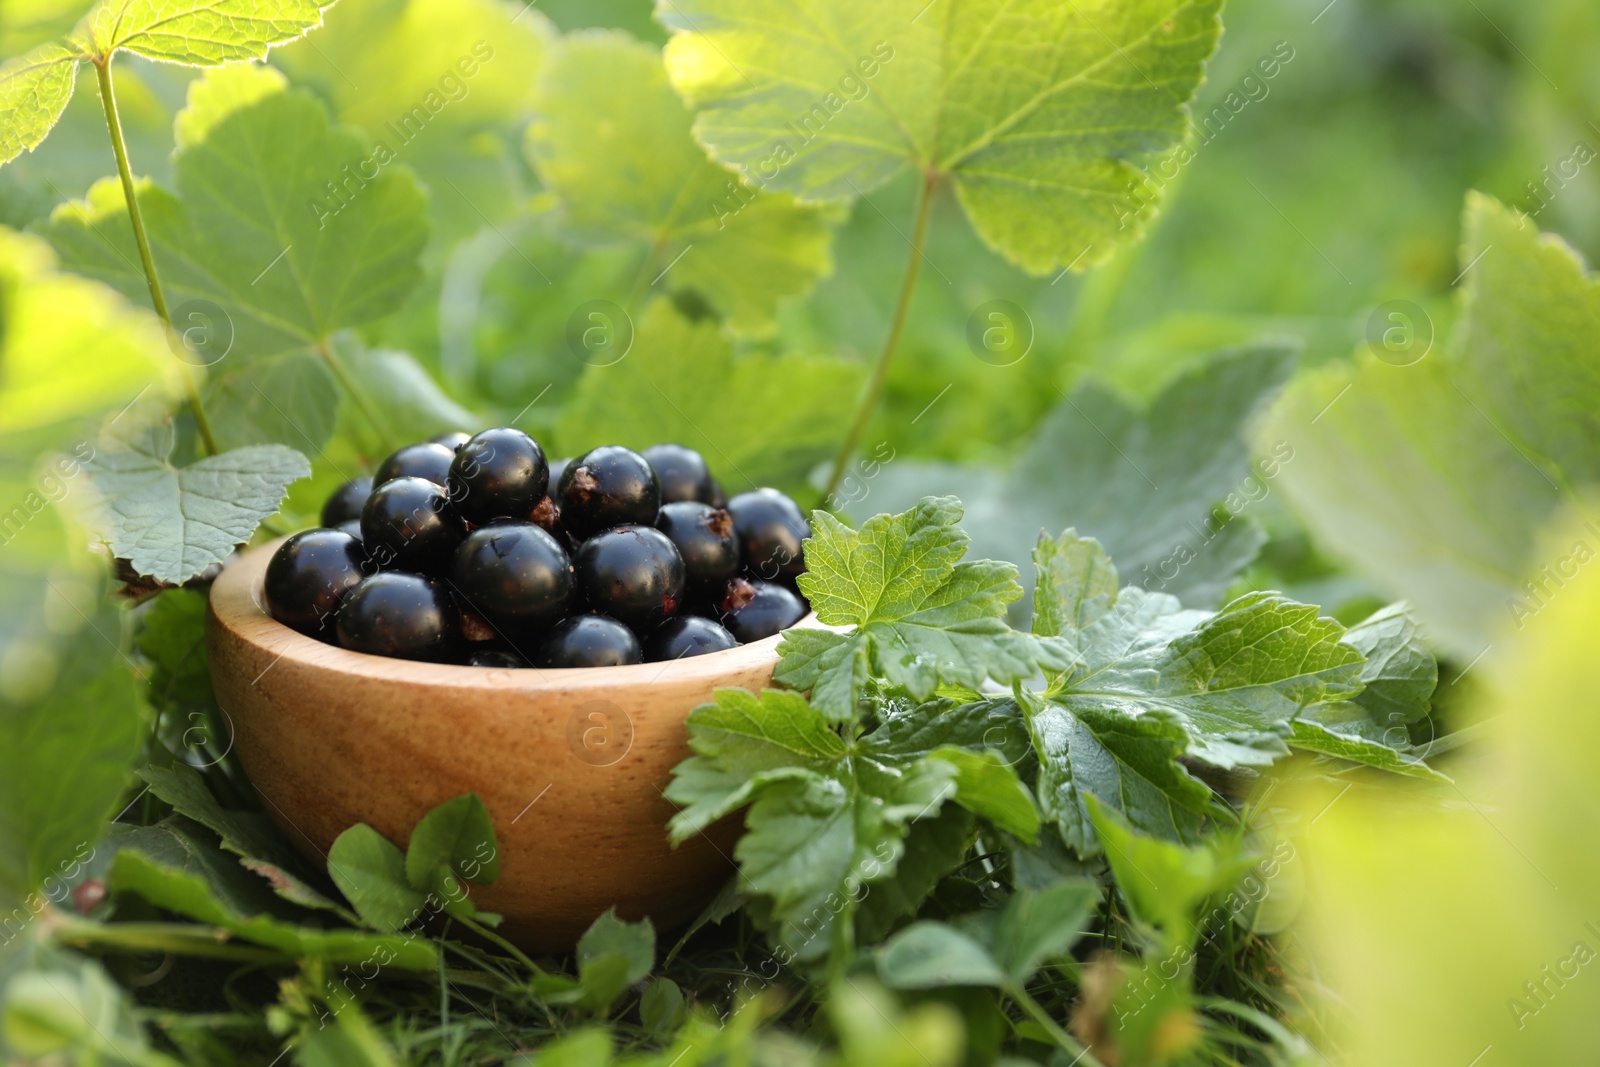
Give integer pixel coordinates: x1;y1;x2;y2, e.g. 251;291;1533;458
559;445;659;539
466;647;530;668
656;502;739;596
335;572;461;661
643;443;715;504
264;529;367;637
574;525;685;632
449;428;549;527
727;488;809;582
644;616;737;662
448;522;573;631
361;476;466;573
535;615;642;668
720;580;807;643
547;458;571;495
429;431;472;451
375;442;455;487
336;518;363;541
321;476;373;527
708;479;727;509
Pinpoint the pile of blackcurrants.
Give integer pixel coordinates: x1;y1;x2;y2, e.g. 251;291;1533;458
263;430;811;667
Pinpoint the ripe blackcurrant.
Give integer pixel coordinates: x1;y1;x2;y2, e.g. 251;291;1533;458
336;519;363;541
466;647;530;668
720;580;807;643
535;615;642;668
361;476;465;573
449;428;549;527
321;476;373;527
656;502;738;596
644;615;737;662
375;442;455;487
574;525;685;632
558;445;659;539
448;522;573;631
643;443;715;504
264;529;367;637
335;572;461;661
727;488;809;581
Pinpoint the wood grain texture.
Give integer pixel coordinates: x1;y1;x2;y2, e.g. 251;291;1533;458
206;538;806;951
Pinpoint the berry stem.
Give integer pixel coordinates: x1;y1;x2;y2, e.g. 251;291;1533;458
823;170;937;500
94;56;220;458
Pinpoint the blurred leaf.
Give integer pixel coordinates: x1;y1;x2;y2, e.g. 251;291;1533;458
554;300;862;494
775;496;1071;722
296;1003;402;1067
327;823;424;933
50;72;428;360
529;32;835;336
108;816;438;967
1268;194;1597;657
658;0;1222;274
203;348;340;452
84;410;309;583
859;345;1297;610
576;908;655;1010
877;923;1006;990
1305;515;1600;1064
639;977;683;1036
827;978;964;1067
0;946;167;1065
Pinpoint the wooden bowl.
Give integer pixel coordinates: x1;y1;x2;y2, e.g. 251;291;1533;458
206;537;799;952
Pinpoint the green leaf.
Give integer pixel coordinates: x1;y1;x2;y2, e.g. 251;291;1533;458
981;880;1099;983
554;300;863;493
1286;722;1451;782
576;909;655;1010
855;804;974;946
1026;699;1217;856
1267;194;1597;657
72;0;332;64
0;43;78;167
530;33;835;336
203;349;339;452
776;496;1070;721
404;793;500;914
926;746;1039;842
84;411;310;583
1085;795;1252;953
50;73;429;361
1031;528;1117;642
668;688;982;960
327;824;426;934
297;1003;403;1067
861;345;1297;610
133;588;212;714
639;977;683;1036
876;923;1006;990
107;817;437;968
658;0;1223;274
1053;586;1365;769
141;762;351;916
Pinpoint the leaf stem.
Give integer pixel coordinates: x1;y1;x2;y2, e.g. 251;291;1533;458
822;170;938;500
451;910;547;979
93;56;219;458
316;339;392;458
53;917;288;963
1010;984;1106;1067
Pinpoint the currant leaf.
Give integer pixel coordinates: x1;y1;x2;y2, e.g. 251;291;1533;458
0;43;78;166
71;0;332;65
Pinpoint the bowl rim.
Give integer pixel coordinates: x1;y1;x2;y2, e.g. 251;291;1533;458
211;536;819;691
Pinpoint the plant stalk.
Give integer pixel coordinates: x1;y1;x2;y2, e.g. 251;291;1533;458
1011;984;1107;1067
822;170;938;500
54;918;287;963
94;56;219;458
452;910;547;979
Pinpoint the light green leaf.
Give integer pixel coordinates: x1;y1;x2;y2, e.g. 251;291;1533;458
576;909;655;1010
776;496;1070;721
1031;528;1117;642
72;0;332;64
327;824;426;934
50;74;429;361
0;43;78;167
876;922;1006;989
926;746;1039;842
1026;699;1217;857
404;793;501;903
142;762;351;917
297;1002;403;1067
84;411;310;583
1286;721;1450;782
859;345;1297;610
554;300;863;493
1267;194;1597;657
172;59;287;146
659;0;1223;274
667;688;979;961
639;977;683;1036
530;32;835;336
107;817;438;968
1085;795;1253;953
982;879;1099;983
202;349;340;452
